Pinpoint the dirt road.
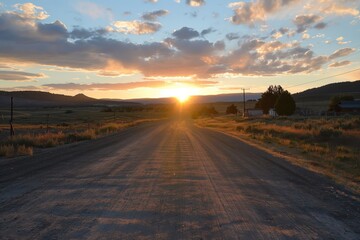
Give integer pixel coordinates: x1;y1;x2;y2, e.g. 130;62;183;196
0;119;359;239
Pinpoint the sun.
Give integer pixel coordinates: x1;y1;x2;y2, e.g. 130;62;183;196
176;95;189;103
175;88;190;103
161;86;197;103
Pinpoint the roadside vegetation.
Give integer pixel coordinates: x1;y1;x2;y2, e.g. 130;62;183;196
195;115;360;191
0;105;172;157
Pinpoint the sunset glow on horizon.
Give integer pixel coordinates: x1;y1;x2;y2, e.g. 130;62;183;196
0;1;359;99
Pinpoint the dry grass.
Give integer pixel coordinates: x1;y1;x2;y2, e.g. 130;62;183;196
0;117;159;158
0;145;15;157
0;144;33;157
195;115;360;192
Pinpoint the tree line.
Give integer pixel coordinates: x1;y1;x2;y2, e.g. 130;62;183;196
226;85;296;116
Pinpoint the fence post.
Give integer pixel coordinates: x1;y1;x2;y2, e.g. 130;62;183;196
46;114;49;133
10;97;14;137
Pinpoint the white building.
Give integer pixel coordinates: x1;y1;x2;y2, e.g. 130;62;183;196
244;109;263;117
269;108;278;117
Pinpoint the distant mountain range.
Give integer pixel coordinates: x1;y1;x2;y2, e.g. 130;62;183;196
1;80;359;107
0;91;139;107
293;80;360;102
127;92;262;104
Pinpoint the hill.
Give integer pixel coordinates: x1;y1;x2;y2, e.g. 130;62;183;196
129;93;261;104
293;80;360;102
0;91;140;107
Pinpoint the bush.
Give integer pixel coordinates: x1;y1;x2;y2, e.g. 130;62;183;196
317;127;342;140
17;145;33;156
191;105;218;118
0;144;33;157
0;145;15;157
226;104;238;114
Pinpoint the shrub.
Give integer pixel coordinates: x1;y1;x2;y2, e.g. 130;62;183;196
317;127;342;140
0;144;33;157
97;123;120;135
17;145;33;156
226;104;238;114
236;126;245;132
76;129;97;140
0;145;15;157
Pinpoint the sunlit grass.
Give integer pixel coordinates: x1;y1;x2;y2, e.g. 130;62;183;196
195;115;360;192
0;106;168;158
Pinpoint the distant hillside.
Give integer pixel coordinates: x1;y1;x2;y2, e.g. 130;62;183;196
0;91;140;107
293;80;360;102
130;93;261;104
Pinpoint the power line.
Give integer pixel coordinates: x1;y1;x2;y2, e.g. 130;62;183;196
286;67;360;89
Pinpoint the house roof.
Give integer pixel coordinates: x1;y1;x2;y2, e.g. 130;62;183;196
339;100;360;109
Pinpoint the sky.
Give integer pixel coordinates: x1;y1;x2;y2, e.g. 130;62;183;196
0;0;359;100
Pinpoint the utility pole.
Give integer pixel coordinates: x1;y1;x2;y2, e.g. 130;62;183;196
10;97;14;137
241;88;250;117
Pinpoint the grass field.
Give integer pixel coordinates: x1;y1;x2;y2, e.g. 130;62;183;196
0;105;173;157
194;114;360;192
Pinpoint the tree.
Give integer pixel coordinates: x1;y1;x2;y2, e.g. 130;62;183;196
226;104;238;114
256;85;284;114
328;95;354;112
274;91;296;116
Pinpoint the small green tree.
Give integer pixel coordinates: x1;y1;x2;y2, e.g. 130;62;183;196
274;91;296;116
256;85;284;114
226;104;238;114
328;95;354;112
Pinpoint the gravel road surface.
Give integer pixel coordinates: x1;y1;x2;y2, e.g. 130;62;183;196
0;119;359;239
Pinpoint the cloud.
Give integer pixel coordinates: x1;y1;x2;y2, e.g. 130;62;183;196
44;81;168;91
329;60;351;68
165;38;224;56
186;0;205;7
0;5;358;81
314;22;327;29
228;0;299;26
217;37;352;76
302;33;310;39
226;33;240;41
14;2;49;20
70;27;110;39
293;14;324;33
336;36;351;45
329;48;356;60
144;0;158;3
200;28;215;37
112;20;161;34
230;0;358;29
142;10;169;21
172;27;199;39
186;11;198;18
0;64;11;69
308;0;360;16
0;8;172;75
0;9;68;42
0;70;46;81
270;28;289;39
74;1;113;20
